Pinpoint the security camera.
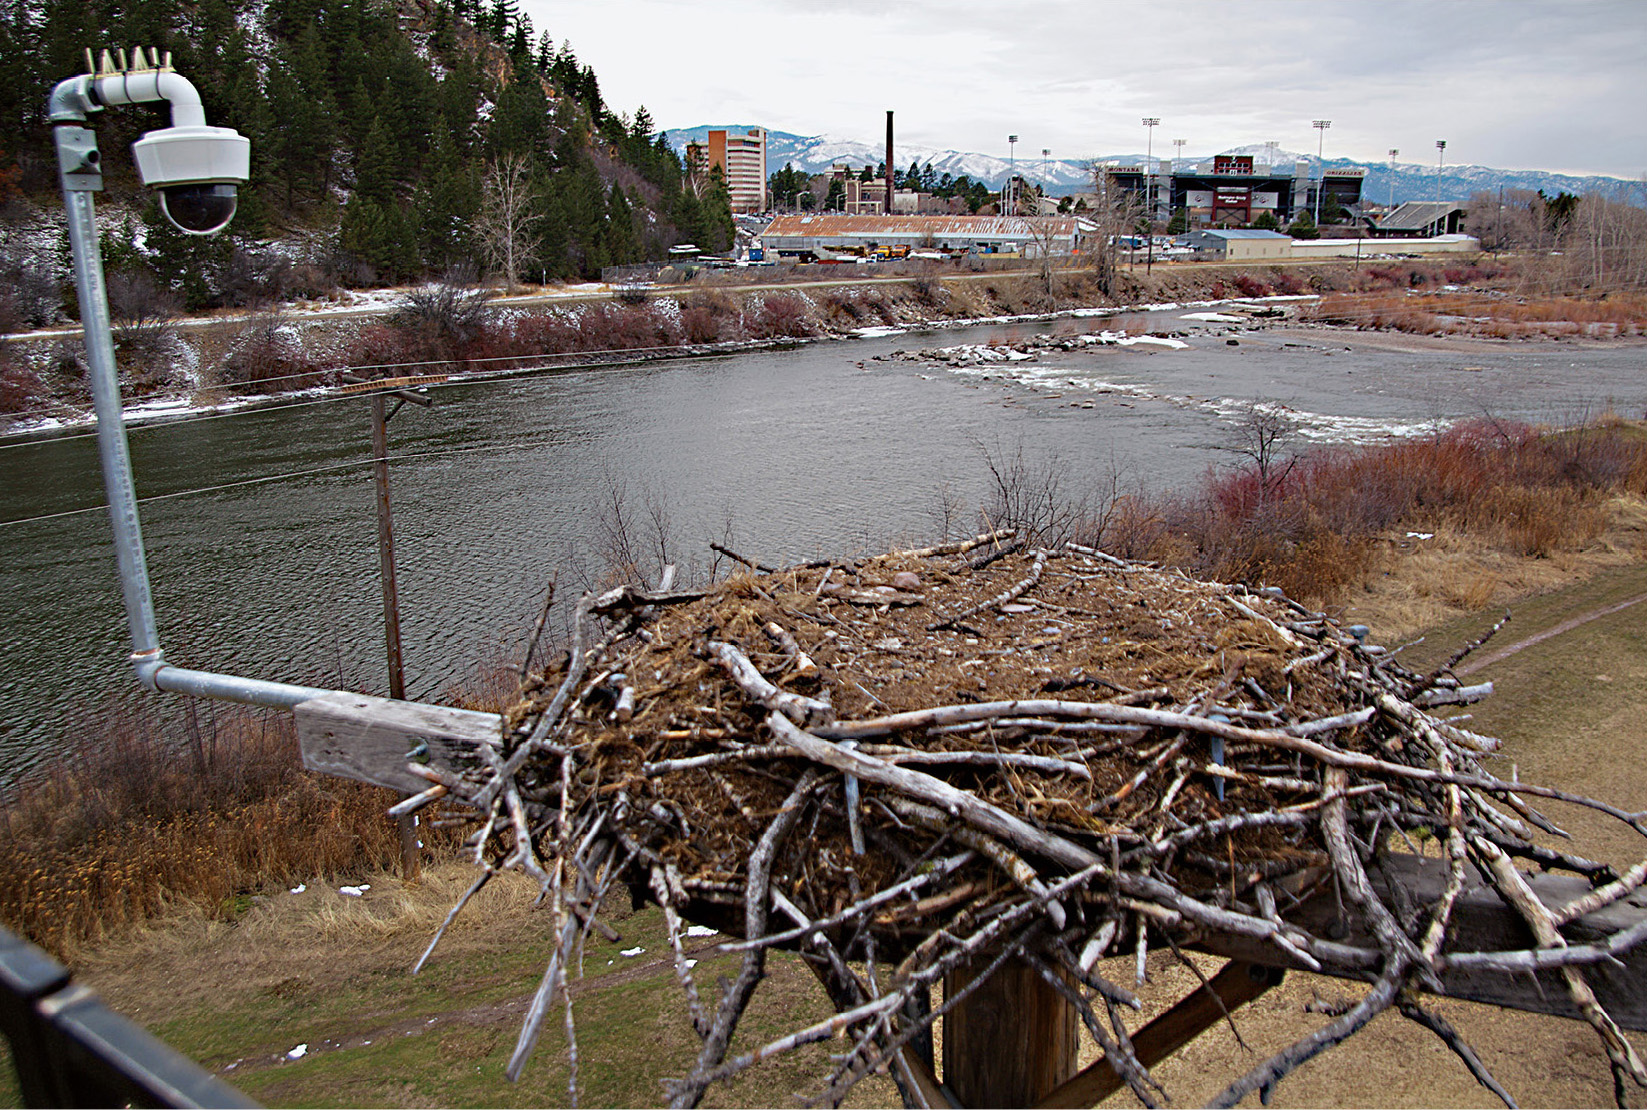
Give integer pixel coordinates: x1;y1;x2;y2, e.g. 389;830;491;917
131;123;250;235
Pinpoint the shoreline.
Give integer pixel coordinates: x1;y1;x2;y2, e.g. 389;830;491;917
0;292;1256;444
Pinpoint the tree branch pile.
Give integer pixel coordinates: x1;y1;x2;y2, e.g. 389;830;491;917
406;532;1647;1108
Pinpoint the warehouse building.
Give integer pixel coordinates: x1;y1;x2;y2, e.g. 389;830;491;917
760;214;1093;260
1181;228;1293;260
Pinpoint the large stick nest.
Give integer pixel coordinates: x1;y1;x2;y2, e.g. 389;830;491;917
407;533;1647;1108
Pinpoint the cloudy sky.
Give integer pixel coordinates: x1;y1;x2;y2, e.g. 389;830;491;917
517;0;1645;178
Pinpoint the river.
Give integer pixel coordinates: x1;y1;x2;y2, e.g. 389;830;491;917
2;306;1642;784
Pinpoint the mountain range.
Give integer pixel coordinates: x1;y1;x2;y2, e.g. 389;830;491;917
664;127;1641;207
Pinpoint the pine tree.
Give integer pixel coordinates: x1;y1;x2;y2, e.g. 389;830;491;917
488;65;549;159
354;115;400;204
606;184;637;265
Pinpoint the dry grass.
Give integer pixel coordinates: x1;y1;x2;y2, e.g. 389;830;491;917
1342;493;1647;640
0;704;465;959
75;861;548;1019
1302;290;1647;339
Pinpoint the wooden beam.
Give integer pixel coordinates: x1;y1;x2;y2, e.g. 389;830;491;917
1194;852;1647;1029
1034;960;1284;1109
294;691;500;794
944;957;1079;1108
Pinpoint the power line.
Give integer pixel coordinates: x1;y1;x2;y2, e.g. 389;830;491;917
0;437;573;530
0;346;683;453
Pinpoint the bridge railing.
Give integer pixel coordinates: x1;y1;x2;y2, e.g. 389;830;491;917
0;924;256;1108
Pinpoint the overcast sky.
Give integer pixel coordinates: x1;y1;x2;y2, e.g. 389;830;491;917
517;0;1645;179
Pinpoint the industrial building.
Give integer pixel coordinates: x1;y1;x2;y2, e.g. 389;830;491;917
759;214;1093;261
1106;155;1366;227
1181;229;1293;260
686;128;768;213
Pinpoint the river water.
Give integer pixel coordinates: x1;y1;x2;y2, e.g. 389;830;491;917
2;306;1642;784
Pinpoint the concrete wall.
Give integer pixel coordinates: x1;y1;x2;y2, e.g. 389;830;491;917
1289;234;1481;259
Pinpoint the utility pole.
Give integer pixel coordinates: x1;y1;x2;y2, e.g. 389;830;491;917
345;372;435;878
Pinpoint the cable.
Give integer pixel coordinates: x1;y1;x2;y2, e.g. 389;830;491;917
0;436;574;530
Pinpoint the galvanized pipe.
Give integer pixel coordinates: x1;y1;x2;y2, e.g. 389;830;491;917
50;76;354;713
59;140;163;668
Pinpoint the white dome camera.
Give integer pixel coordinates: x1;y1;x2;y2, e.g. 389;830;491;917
132;124;251;235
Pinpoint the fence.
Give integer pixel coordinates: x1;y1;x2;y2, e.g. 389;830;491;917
0;925;255;1108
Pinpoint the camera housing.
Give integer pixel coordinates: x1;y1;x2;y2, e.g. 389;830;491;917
131;124;250;235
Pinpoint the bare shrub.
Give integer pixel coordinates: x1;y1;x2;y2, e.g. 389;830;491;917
909;275;945;308
217;314;324;394
750;292;813;339
106;271;182;385
976;440;1110;548
680;304;721;343
0;358;43;414
0;255;63;331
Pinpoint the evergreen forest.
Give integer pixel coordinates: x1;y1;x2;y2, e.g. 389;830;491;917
0;0;734;311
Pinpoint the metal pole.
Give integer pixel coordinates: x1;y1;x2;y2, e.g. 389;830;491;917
1312;119;1331;224
59;135;163;669
1142;118;1159;272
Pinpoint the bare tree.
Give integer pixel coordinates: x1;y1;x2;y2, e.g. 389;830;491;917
474;153;542;293
1082;160;1141;297
1228;400;1300;500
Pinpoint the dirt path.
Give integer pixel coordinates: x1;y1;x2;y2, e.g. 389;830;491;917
1457;589;1647;675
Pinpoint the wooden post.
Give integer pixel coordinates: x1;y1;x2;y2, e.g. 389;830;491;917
944;957;1078;1108
1036;960;1284;1109
365;388;437;881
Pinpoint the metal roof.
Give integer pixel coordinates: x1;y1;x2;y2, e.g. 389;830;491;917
762;214;1093;239
1191;229;1290;240
1377;201;1466;231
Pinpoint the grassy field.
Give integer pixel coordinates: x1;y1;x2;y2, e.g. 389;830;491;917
4;556;1647;1108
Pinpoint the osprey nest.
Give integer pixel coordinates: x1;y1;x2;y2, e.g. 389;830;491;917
398;531;1647;1109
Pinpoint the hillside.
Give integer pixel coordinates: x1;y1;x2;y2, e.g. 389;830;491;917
0;0;729;318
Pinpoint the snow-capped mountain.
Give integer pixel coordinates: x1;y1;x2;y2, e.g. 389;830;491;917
664;127;1094;192
663;127;1639;206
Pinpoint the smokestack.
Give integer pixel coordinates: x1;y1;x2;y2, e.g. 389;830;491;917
886;111;894;216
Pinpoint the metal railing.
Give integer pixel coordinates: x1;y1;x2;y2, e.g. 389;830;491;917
0;925;256;1108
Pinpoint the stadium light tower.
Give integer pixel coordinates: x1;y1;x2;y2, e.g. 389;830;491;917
1007;133;1017;214
1435;139;1447;205
1388;148;1399;209
1312;119;1331;223
1141;118;1160;224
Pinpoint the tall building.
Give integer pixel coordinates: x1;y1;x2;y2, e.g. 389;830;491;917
688;128;768;213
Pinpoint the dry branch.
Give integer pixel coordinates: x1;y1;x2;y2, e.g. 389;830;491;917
400;542;1647;1109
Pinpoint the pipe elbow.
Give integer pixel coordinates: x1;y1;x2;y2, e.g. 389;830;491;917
130;649;168;691
48;75;97;124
